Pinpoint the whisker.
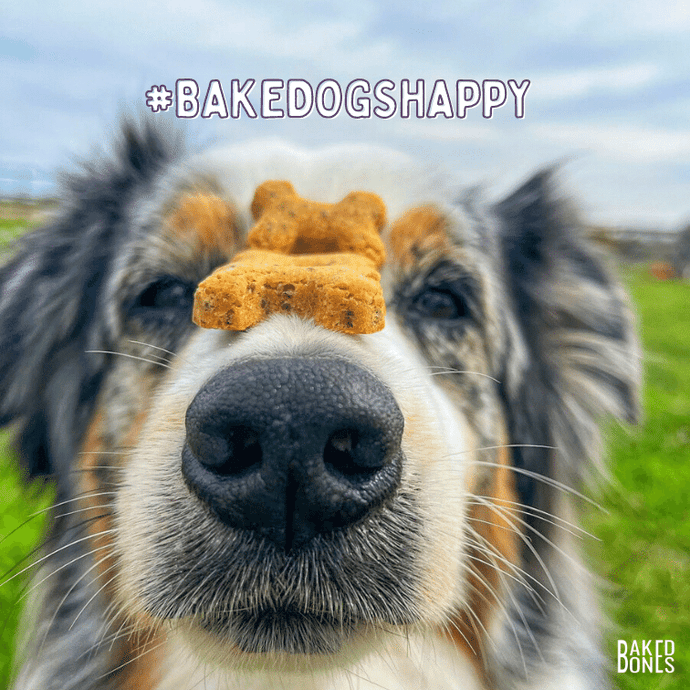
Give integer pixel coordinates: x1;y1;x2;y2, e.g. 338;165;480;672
0;491;116;548
427;366;501;383
69;559;120;631
470;497;562;600
464;530;544;669
1;509;110;585
451;593;498;657
459;455;606;511
452;442;557;455
336;667;394;690
472;496;591;583
14;531;114;602
85;350;172;370
1;529;116;587
76;451;131;456
463;529;547;614
471;494;599;540
92;635;169;682
91;601;136;654
127;339;177;358
464;540;546;610
440;617;478;656
80;617;139;658
36;550;114;657
126;339;192;367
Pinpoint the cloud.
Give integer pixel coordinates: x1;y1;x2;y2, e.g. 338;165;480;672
618;0;690;36
389;120;498;142
1;0;689;228
3;0;396;75
529;63;660;101
533;122;690;163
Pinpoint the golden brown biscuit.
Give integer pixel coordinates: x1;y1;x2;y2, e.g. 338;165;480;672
192;182;388;334
248;180;386;268
193;250;385;334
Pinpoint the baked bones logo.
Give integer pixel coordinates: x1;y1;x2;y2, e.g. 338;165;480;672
617;640;675;674
145;78;530;119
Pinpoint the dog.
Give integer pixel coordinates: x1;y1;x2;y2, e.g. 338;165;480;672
1;120;640;689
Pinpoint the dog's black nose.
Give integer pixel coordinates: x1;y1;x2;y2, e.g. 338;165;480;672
181;358;404;551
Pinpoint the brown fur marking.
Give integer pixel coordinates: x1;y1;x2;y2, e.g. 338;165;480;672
388;206;451;269
78;408;163;689
443;443;520;679
165;192;240;256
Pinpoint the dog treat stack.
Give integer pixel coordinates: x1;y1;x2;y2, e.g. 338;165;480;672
193;180;387;334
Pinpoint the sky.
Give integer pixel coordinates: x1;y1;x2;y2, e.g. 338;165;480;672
2;0;689;230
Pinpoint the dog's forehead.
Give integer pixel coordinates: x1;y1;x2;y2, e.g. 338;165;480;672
186;141;456;221
156;141;494;273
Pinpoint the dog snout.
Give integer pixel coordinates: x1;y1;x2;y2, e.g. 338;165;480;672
181;357;404;551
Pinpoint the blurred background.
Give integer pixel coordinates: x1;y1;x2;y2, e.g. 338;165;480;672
2;0;690;232
1;2;689;688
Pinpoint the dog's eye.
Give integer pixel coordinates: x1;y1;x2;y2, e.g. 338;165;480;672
130;276;195;316
410;283;470;322
411;286;467;321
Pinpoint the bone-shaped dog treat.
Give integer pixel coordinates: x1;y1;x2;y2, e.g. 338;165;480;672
248;181;386;267
193;181;387;334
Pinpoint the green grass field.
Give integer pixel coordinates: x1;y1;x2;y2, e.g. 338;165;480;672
0;228;688;686
586;267;690;688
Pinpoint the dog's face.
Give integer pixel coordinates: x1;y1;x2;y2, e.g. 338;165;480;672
1;123;640;689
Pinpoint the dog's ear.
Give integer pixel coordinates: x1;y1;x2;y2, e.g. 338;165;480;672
0;119;179;480
495;170;641;499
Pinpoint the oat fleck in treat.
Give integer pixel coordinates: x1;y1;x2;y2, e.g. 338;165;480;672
193;181;387;333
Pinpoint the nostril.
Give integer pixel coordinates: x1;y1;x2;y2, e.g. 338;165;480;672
189;424;262;476
329;428;356;454
323;427;386;481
